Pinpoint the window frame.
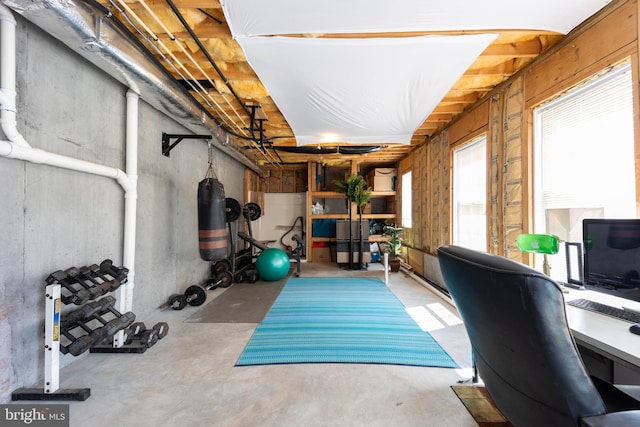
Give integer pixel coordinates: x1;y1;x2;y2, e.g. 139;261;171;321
451;133;489;251
531;61;636;278
400;170;412;229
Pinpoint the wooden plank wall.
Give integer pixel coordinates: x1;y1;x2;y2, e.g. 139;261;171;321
407;246;425;276
262;164;308;193
406;0;639;274
502;77;525;261
428;132;450;252
488;94;503;256
409;145;427;251
244;169;265;201
524;0;638;108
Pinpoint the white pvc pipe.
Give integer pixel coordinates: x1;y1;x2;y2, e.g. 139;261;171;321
384;253;389;285
0;6;139;343
122;90;139;313
0;4;29;148
0;140;130;188
112;90;139;348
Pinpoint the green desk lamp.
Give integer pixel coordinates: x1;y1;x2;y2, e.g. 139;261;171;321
516;233;560;276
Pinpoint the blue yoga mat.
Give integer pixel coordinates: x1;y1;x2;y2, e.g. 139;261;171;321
236;277;459;368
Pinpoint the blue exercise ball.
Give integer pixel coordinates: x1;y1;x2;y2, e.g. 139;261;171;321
256;248;290;281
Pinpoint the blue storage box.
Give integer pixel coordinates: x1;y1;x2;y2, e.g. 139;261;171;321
312;219;336;237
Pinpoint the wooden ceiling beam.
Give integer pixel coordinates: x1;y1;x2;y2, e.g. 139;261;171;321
424;115;455;123
481;39;542;57
439;93;479;104
96;0;569;165
178;63;257;81
426;112;457;120
181;22;232;39
466;61;517;76
121;0;221;10
448;86;495;93
433;104;466;114
416;122;443;130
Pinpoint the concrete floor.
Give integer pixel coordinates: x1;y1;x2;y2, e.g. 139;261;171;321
58;262;476;427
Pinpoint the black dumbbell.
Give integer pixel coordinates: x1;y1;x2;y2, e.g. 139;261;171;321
61;323;106;355
62;296;132;340
76;266;113;297
65;267;104;301
80;265;121;294
46;269;93;305
102;312;136;337
73;307;135;347
61;296;116;329
64;327;108;356
152;322;169;340
63;291;92;306
89;301;134;330
165;285;207;310
167;294;187;310
122;321;159;347
123;322;147;344
210;259;232;276
60;324;84;343
106;320;169;348
163;270;231;310
45;270;68;284
61;304;97;327
132;322;168;347
88;263;125;291
59;296;129;355
59;286;90;309
206;270;233;290
138;328;159;348
184;285;207;306
246;269;259;284
99;259;129;283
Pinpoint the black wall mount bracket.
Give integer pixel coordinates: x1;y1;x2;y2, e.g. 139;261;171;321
162;132;212;157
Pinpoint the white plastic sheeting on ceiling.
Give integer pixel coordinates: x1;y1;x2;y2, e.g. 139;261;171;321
221;0;611;36
239;35;497;146
221;0;611;146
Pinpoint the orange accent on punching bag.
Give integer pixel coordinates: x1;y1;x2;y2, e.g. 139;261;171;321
198;178;228;261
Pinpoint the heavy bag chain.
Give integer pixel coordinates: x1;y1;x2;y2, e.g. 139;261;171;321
205;141;218;180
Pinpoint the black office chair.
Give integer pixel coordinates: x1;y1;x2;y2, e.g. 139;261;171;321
437;245;640;427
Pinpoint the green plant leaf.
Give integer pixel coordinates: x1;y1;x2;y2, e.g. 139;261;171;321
383;225;404;258
334;174;371;207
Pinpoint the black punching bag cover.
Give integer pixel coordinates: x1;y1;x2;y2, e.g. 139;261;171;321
198;178;228;261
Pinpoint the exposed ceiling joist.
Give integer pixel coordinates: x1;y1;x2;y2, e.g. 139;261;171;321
86;0;611;165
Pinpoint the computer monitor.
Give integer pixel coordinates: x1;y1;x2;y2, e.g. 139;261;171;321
583;218;640;303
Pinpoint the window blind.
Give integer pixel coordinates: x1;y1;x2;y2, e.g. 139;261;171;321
533;62;635;280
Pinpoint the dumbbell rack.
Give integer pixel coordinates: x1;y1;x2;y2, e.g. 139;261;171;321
12;283;91;401
87;261;167;354
12;260;160;401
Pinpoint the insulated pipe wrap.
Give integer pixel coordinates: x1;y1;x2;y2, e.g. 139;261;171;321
3;0;264;174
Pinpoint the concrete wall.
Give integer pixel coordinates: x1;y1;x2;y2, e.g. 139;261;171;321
0;16;244;402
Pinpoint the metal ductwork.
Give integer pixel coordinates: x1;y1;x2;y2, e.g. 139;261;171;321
3;0;264;174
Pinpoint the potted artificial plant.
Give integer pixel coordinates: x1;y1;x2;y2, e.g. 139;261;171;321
383;225;404;272
335;174;371;269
